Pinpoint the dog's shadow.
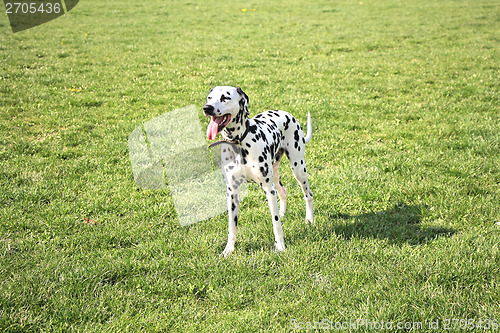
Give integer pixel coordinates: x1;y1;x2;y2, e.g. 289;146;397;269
216;203;455;255
288;202;455;247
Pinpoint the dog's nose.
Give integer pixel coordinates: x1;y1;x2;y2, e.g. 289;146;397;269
203;104;215;116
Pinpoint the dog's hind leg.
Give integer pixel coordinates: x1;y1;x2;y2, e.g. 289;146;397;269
261;180;286;252
289;157;314;223
273;159;287;218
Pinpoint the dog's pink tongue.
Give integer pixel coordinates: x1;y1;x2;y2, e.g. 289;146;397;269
207;118;219;140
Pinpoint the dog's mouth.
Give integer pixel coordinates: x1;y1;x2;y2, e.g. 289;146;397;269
206;114;231;140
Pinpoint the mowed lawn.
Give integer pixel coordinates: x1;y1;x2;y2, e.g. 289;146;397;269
0;0;499;331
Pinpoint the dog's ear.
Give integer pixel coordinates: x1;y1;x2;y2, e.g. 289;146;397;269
237;87;249;116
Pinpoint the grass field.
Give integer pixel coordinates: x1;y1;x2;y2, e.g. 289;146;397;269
1;0;499;331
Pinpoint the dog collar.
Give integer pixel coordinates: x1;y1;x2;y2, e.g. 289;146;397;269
208;125;251;148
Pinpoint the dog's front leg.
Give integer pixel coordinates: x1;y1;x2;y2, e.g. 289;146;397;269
222;187;240;257
262;182;285;252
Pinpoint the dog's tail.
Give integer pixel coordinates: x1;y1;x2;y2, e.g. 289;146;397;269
304;112;312;144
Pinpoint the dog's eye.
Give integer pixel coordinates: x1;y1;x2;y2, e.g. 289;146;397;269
208;96;212;100
220;94;231;102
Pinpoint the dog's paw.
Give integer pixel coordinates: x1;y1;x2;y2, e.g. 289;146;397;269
274;241;286;252
221;243;235;258
279;203;286;218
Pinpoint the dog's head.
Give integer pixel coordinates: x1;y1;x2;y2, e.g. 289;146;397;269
203;86;249;140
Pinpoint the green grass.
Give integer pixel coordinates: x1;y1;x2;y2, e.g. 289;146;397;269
0;0;499;331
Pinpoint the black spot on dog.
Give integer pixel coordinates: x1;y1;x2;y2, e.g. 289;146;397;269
284;116;290;131
259;163;269;177
274;215;279;221
261;133;269;144
235;110;242;125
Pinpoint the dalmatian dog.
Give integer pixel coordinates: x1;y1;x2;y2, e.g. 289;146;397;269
203;86;314;256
